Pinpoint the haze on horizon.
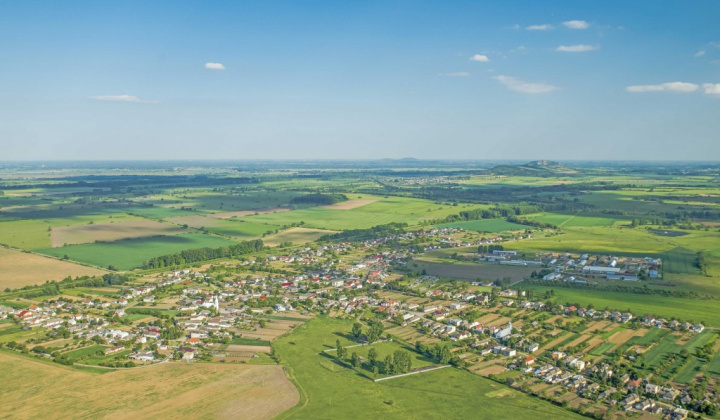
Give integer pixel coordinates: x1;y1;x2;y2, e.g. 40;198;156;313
1;1;719;161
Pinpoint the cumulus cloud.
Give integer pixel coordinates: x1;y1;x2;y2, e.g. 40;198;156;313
90;95;158;104
702;83;720;96
205;62;226;70
494;75;559;94
695;50;706;57
469;54;490;62
557;44;599;52
526;24;552;31
563;20;589;29
443;72;471;77
626;82;699;93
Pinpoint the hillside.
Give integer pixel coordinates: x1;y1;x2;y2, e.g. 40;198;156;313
486;160;579;176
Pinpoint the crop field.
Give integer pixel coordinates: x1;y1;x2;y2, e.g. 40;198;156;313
37;233;240;270
208;207;290;219
274;317;582;420
674;356;706;384
0;351;298;419
0;246;107;288
518;284;720;327
321;199;378;210
589;342;615;356
415;260;537;283
263;227;339;246
50;220;186;247
165;215;279;239
658;247;701;275
511;227;675;255
435;218;527;233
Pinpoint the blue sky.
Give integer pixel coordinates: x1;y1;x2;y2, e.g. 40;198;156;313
1;0;718;160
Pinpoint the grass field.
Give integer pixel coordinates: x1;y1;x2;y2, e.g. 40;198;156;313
0;351;298;419
50;220;185;247
518;284;720;327
37;233;240;270
274;317;582;420
166;214;280;239
589;342;615;356
673;356;706;384
263;227;338;246
0;246;107;288
435;219;527;233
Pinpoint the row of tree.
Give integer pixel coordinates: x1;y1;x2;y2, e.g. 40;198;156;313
141;239;263;269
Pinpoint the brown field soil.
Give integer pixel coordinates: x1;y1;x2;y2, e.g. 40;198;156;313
585;337;605;352
0;352;298;420
51;220;184;247
608;328;643;345
585;320;611;332
565;334;591;349
0;247;107;288
226;345;272;354
476;313;501;325
208;207;290;219
478;364;508;375
541;333;572;351
242;320;299;342
262;227;339;246
320;199;378;210
416;259;536;283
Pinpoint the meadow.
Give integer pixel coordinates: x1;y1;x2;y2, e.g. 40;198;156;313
164;215;279;240
0;351;298;419
37;233;240;270
263;227;339;246
0;246;107;288
518;284;720;327
274;317;581;420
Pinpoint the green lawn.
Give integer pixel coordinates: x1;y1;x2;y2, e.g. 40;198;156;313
273;317;581;420
519;284;720;327
62;345;107;361
673;356;706;384
589;342;616;356
37;233;240;270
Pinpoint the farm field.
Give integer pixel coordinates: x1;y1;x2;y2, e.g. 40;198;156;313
50;220;186;247
0;351;298;419
262;227;339;246
37;233;240;270
274;317;581;420
0;246;107;288
435;218;527;233
518;284;720;327
165;214;279;239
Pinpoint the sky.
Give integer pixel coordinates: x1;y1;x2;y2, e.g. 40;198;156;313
1;0;719;161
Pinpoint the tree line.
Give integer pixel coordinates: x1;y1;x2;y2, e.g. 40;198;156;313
141;239;263;269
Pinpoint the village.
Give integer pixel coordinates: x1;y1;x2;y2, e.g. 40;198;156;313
1;226;717;419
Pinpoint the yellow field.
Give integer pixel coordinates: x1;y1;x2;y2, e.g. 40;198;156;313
51;220;185;247
262;227;338;246
0;352;299;419
0;247;106;288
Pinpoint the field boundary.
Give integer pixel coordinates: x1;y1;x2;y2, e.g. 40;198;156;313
374;365;451;382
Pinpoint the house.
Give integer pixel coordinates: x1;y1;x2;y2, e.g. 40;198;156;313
182;351;195;361
501;348;516;357
524;356;535;365
105;345;125;355
525;342;539;353
645;383;660;394
186;337;201;346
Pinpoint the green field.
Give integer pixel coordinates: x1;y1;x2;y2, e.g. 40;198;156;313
37;233;240;270
62;345;107;361
435;219;527;233
673;356;706;384
589;342;616;356
274;317;582;420
519;284;720;327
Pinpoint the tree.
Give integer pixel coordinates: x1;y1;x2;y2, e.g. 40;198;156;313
368;348;378;365
366;322;384;343
392;350;412;373
383;355;394;374
351;352;360;368
351;322;363;339
336;339;344;359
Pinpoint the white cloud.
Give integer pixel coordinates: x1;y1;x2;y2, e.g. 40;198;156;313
695;50;706;57
702;83;720;96
557;44;599;52
469;54;490;62
494;75;559;94
443;72;471;77
626;82;699;93
205;62;226;70
563;20;589;29
526;24;552;31
90;95;158;104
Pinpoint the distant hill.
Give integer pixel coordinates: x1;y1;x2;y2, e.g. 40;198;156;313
486;160;579;176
